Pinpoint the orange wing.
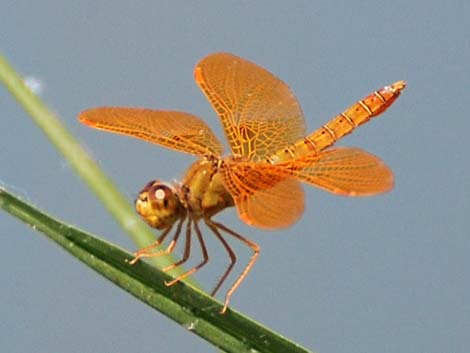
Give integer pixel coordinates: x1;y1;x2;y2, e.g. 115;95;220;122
279;147;394;196
195;53;306;162
222;146;392;228
222;161;304;229
233;147;393;196
235;179;304;230
79;107;223;156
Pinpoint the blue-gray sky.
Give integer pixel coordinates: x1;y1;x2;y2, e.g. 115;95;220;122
1;1;469;352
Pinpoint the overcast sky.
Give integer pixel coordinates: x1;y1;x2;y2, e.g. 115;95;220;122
1;1;469;353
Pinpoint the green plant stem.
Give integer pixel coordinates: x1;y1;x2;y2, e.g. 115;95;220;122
0;53;173;269
0;186;314;353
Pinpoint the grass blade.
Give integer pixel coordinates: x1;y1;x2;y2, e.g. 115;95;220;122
0;186;314;353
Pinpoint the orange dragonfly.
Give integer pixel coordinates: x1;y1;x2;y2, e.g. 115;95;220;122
79;52;406;313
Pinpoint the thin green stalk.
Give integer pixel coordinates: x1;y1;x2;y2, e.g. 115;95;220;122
0;53;173;269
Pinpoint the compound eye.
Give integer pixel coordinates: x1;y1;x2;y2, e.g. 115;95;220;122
148;184;178;211
135;181;181;229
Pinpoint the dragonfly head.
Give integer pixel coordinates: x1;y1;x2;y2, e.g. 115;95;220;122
135;180;183;229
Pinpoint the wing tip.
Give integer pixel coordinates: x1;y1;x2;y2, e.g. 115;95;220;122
194;66;203;84
78;107;120;126
194;52;240;84
78;110;91;125
78;108;100;126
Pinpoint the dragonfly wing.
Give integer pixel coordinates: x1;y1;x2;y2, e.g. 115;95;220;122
195;53;306;161
222;162;304;229
280;147;394;196
79;107;223;156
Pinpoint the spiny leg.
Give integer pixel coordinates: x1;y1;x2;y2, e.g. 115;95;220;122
129;218;184;265
211;221;260;314
128;226;172;265
205;218;237;297
165;220;209;287
162;218;192;272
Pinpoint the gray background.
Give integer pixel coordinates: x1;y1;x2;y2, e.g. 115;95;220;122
1;1;469;353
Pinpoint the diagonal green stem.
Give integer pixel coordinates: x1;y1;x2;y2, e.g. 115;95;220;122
0;187;314;353
1;52;317;353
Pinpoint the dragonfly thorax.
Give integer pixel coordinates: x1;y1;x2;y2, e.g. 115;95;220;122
135;157;235;230
180;157;235;219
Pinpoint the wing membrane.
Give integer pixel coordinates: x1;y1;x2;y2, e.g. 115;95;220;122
279;147;394;196
235;179;305;230
195;53;306;161
221;147;392;229
222;162;304;229
79;107;223;156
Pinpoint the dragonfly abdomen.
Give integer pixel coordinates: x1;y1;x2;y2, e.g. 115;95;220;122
268;80;406;163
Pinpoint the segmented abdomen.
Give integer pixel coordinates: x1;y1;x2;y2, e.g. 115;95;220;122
268;80;406;163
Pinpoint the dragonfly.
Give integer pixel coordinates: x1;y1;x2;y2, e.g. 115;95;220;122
79;52;406;313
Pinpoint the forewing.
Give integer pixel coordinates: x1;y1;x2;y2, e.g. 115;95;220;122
280;147;394;196
195;53;306;161
79;107;223;156
222;162;304;229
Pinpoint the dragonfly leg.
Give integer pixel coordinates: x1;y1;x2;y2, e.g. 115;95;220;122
164;220;209;286
209;220;259;314
128;218;183;265
205;218;237;297
162;219;192;272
